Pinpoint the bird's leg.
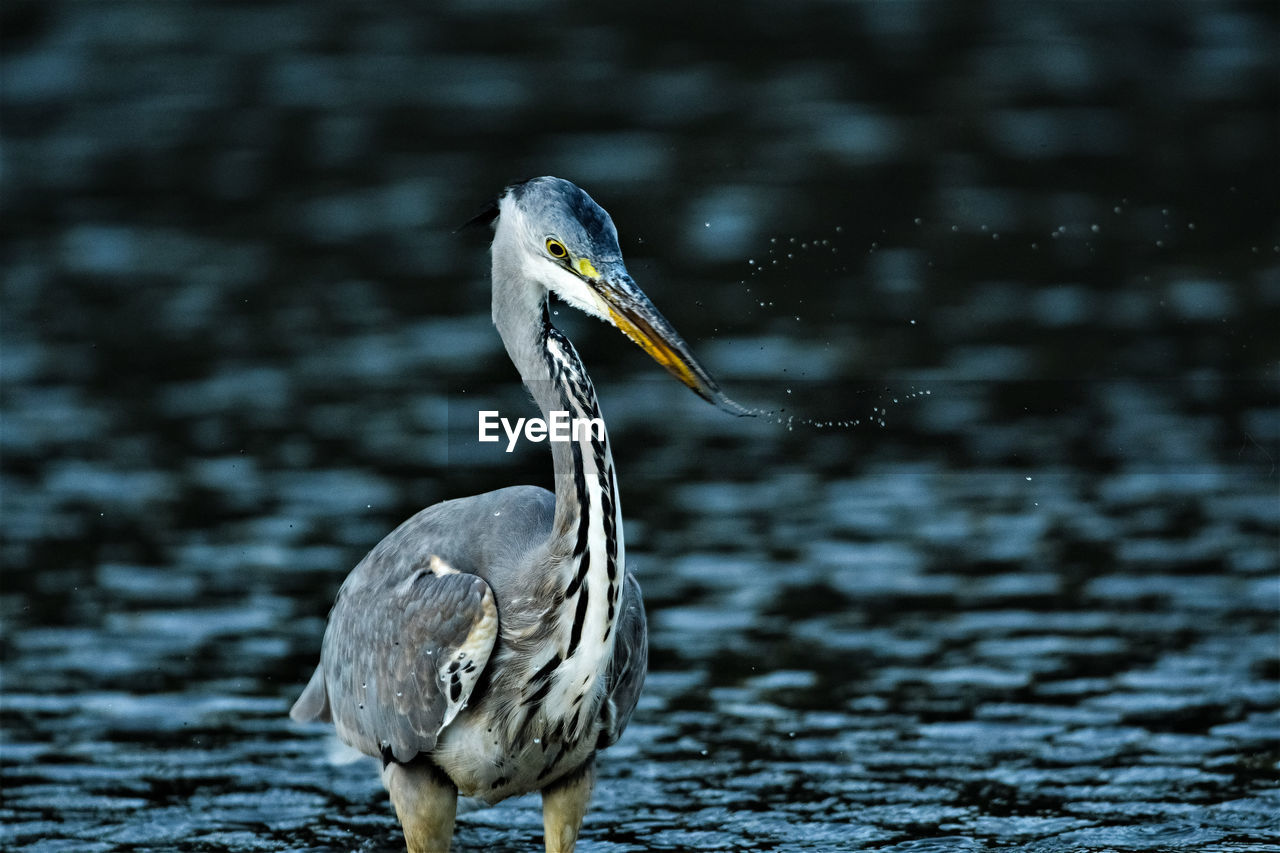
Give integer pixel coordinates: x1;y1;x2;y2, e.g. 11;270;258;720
382;759;458;853
541;756;596;853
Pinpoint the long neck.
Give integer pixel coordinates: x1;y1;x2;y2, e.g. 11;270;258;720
491;254;616;547
491;238;625;741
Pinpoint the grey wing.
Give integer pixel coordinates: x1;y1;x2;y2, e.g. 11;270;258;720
290;486;554;761
301;556;496;763
598;570;648;749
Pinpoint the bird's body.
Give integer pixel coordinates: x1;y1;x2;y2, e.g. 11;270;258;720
291;177;739;852
293;484;645;802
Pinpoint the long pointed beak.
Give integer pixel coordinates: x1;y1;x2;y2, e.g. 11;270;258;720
594;272;752;417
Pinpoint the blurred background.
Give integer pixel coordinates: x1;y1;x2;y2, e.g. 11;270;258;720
2;1;1277;851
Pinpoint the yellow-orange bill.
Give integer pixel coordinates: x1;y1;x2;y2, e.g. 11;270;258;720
599;280;753;418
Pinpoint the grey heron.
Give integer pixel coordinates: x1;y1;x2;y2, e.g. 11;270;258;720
291;177;743;852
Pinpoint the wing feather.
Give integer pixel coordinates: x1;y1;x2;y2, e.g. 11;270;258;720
598;571;647;749
314;555;496;763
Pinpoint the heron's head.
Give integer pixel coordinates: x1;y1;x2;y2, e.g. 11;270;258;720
484;176;744;413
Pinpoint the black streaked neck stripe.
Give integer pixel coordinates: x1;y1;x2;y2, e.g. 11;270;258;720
539;319;621;662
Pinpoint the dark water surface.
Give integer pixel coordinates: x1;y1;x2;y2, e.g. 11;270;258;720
3;1;1278;851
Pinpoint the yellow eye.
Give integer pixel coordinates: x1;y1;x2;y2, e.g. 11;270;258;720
545;239;568;259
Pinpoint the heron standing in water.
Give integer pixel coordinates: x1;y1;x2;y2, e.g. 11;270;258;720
291;177;743;852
